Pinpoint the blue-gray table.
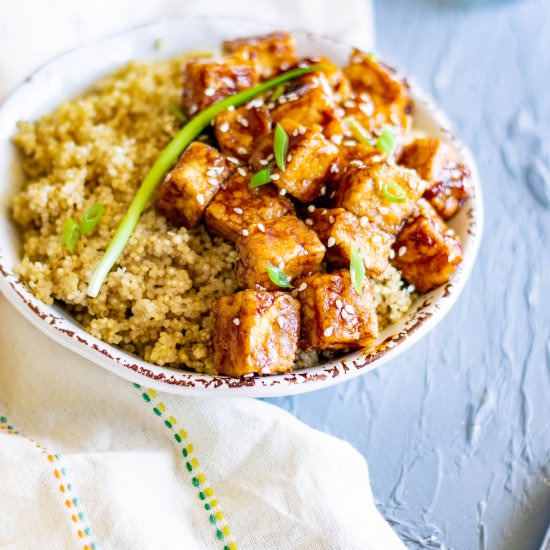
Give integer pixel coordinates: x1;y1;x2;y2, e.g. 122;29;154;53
268;1;550;548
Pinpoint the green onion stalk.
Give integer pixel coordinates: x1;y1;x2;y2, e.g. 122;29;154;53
87;64;325;298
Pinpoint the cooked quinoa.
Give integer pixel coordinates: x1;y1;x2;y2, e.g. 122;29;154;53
11;56;414;374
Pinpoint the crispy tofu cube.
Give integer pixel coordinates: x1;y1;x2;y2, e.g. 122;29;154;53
156;142;230;228
212;290;300;376
310;208;394;276
391;199;463;293
235;215;325;290
343;49;412;135
399;138;471;219
223;32;297;79
214;103;271;161
249;119;338;202
204;173;295;242
334;158;426;234
182;56;258;115
298;271;379;350
270;72;342;135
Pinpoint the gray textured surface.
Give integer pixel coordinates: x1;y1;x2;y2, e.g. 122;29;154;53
268;1;550;548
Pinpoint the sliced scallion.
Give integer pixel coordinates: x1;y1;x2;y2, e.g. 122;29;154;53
169;104;186;123
63;218;80;254
273;123;289;171
250;167;272;188
270;83;285;102
350;245;365;295
80;203;104;234
348;117;372;146
87;64;324;298
382;181;407;203
375;127;396;156
267;264;293;289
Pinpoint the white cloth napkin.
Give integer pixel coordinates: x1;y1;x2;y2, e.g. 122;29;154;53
0;1;406;548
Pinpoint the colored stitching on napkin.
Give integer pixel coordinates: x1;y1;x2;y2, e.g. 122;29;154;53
133;384;237;550
0;415;97;550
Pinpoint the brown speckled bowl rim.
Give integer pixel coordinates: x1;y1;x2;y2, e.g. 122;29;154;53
0;17;483;397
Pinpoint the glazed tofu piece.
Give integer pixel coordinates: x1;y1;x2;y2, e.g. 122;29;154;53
212;290;300;376
235;215;325;290
214;103;271;161
399;138;471;219
343;49;412;135
223;31;297;79
182;56;258;115
204;173;295;242
295;55;352;100
156;142;230;228
391;199;463;293
309;207;394;276
270;73;341;136
334;158;426;234
249;119;338;203
298;271;379;351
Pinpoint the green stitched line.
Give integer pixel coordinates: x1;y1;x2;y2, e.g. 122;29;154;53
132;383;236;548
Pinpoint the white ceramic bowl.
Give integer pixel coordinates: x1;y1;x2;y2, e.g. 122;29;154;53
0;17;483;397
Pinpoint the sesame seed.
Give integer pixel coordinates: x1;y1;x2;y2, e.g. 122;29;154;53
307;205;316;213
267;153;274;161
237;167;247;177
292;129;300;137
197;194;205;205
241;229;249;236
398;246;407;256
261;367;271;374
271;173;280;181
305;218;313;226
336;299;343;309
371;155;384;163
408;284;416;292
207;178;218;186
328;216;335;224
267;102;275;110
233;317;240;326
327;237;336;247
237;115;249;127
344;304;355;314
233;207;244;215
237;147;247;156
227;105;235;111
259;159;269;166
227;156;240;165
350;160;365;167
298;126;307;135
204;87;215;97
243;372;254;378
389;249;396;259
219;122;230;133
324;327;333;337
319;186;327;196
280;62;290;70
287;154;293;163
343;140;356;147
329;191;336;199
189;104;198;114
344;99;356;109
298;282;308;292
257;223;265;232
278;95;288;104
330;164;340;174
359;103;374;116
279;189;287;196
336;107;346;117
277;316;285;329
